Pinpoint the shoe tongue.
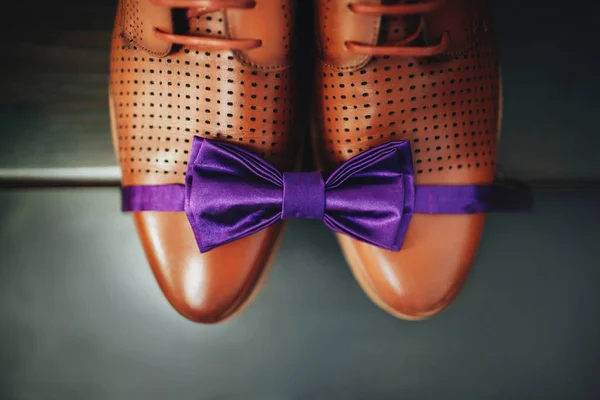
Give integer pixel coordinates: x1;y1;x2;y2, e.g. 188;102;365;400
376;0;489;54
422;1;489;54
378;13;421;46
185;6;291;69
377;1;426;47
184;10;225;38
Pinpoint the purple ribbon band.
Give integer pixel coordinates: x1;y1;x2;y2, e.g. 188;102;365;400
282;172;325;220
122;137;531;253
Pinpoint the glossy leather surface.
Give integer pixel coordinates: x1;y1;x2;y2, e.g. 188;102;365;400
110;0;298;323
314;0;500;319
133;213;282;323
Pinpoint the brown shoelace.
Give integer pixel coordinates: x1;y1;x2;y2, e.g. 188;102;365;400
346;0;449;57
150;0;262;50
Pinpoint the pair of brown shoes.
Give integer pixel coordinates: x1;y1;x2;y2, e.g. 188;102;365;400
110;0;502;323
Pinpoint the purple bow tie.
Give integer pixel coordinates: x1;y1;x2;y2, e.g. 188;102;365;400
122;137;530;252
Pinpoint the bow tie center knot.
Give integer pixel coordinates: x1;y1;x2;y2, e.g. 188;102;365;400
282;172;325;220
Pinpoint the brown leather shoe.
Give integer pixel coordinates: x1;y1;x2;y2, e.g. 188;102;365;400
109;0;298;323
314;0;501;319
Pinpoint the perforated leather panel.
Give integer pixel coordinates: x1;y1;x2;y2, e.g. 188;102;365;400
110;3;297;186
315;0;500;186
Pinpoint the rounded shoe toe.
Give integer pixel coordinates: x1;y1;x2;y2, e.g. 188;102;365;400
133;212;280;323
339;214;487;320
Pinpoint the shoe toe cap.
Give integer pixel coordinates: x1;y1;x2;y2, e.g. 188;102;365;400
339;214;486;319
133;212;280;323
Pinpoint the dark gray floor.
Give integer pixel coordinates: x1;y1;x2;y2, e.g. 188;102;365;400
493;0;600;180
1;188;599;399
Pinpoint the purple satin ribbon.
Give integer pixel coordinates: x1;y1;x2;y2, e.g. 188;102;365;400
282;172;325;219
122;137;531;252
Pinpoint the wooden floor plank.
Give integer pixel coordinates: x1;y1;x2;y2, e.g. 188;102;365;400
0;0;598;180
